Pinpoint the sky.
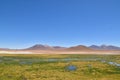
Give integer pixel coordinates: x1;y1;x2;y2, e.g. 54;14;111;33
0;0;120;49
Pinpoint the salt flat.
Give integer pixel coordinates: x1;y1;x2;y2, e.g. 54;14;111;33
0;50;120;55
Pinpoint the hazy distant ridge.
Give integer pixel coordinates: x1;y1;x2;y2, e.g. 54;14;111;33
89;45;120;50
1;44;120;51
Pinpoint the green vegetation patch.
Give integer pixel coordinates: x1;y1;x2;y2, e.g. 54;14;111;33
0;54;120;80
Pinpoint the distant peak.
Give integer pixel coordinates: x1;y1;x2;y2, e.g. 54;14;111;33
89;44;120;50
25;44;66;50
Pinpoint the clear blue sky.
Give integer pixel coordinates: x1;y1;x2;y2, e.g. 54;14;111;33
0;0;120;49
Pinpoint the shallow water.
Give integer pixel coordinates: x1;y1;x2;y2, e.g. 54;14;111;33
0;57;120;67
66;65;77;71
108;62;120;67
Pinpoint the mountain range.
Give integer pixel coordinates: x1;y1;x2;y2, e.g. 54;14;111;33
0;44;120;51
25;44;120;51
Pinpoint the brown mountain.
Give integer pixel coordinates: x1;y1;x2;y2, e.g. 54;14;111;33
65;45;93;51
25;44;66;50
25;44;54;50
